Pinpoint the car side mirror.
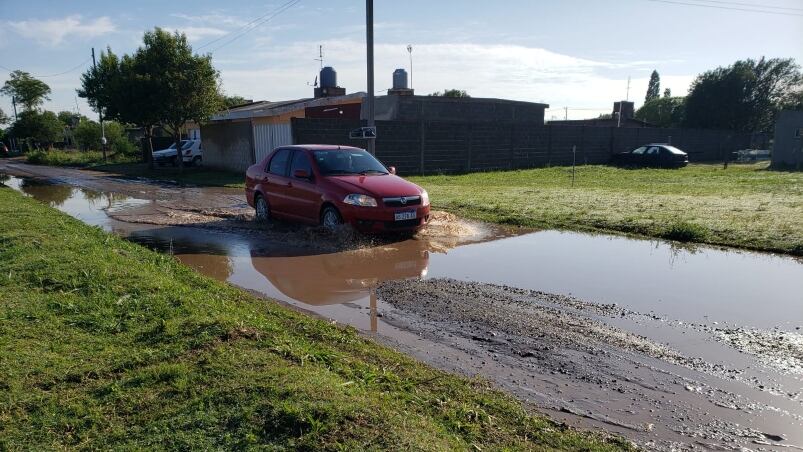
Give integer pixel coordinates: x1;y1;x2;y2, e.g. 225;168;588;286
388;166;396;175
293;169;310;179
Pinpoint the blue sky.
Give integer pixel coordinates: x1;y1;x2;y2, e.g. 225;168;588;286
1;0;801;120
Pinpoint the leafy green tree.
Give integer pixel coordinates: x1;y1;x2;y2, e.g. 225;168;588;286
222;95;248;108
73;119;133;153
0;107;9;125
635;97;686;128
137;28;221;172
10;110;63;149
429;89;470;98
1;70;52;111
663;88;671;98
645;70;660;103
684;57;802;132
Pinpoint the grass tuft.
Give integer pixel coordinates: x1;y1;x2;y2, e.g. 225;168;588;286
657;221;709;242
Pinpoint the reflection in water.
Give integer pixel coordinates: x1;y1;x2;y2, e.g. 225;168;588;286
250;241;429;305
19;179;74;206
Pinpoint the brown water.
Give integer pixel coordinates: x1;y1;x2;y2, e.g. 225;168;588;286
4;173;803;449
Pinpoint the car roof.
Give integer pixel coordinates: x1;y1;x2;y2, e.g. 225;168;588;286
281;144;365;152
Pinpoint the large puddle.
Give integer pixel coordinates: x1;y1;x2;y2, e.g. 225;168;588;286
4;173;803;449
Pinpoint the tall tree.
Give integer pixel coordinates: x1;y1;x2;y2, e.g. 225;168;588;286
663;88;672;98
645;70;661;103
137;28;221;172
1;70;52;111
635;96;686;128
684;57;802;132
0;107;9;125
10;110;63;149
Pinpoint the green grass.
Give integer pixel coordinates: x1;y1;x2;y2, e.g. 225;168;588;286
91;162;245;188
409;163;803;255
27;149;140;167
0;187;630;450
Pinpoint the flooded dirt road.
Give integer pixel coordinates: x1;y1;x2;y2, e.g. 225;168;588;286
2;162;802;451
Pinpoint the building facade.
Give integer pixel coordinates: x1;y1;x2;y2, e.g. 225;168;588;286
772;110;803;168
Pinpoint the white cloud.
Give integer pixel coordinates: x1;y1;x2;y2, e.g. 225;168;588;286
170;13;249;28
7;15;115;46
172;26;228;42
218;39;693;117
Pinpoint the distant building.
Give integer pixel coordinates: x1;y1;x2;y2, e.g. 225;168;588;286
548;101;653;128
772;110;803;168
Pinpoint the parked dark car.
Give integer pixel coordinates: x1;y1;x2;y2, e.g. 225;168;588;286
611;144;689;168
245;145;430;233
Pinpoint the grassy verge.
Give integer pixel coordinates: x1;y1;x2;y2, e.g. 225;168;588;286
27;149;140;167
90;162;245;188
0;187;629;450
409;163;803;255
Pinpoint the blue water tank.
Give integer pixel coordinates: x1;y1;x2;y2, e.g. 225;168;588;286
320;66;337;88
392;68;408;90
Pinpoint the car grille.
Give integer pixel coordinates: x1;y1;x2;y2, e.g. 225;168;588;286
383;196;422;207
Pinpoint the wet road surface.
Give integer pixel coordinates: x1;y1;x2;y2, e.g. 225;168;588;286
2;162;802;450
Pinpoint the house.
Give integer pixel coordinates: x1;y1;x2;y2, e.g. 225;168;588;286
200;66;365;172
771;110;803;169
548;101;653;128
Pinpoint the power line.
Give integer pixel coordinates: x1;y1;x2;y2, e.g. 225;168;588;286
693;0;803;12
196;0;301;53
644;0;803;16
0;57;92;78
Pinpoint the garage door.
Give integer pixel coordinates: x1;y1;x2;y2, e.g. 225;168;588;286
253;123;293;162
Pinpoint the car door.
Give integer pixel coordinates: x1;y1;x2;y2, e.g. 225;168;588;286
284;150;320;223
645;146;661;166
263;148;292;216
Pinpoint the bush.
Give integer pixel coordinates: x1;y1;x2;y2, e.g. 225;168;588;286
73;119;136;154
658;221;709;242
26;149;139;167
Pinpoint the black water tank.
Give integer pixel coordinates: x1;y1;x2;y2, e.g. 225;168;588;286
320;66;337;88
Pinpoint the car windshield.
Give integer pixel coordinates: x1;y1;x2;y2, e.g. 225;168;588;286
662;145;686;155
167;140;192;150
313;149;389;176
631;146;647;155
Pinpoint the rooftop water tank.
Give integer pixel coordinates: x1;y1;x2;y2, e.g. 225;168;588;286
320;66;337;88
392;68;408;90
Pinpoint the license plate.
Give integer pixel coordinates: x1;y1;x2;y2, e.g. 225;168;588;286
394;210;417;221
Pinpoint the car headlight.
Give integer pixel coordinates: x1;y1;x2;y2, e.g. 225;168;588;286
420;190;430;206
343;194;377;207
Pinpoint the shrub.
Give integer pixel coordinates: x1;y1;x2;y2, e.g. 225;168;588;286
73;119;136;154
658;221;709;242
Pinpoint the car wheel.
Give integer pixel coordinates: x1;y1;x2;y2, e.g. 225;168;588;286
254;195;270;223
192;156;202;167
321;205;342;230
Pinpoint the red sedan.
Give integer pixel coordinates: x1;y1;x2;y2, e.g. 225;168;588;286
245;145;430;232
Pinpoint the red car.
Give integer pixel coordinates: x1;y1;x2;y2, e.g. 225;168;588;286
245;145;430;232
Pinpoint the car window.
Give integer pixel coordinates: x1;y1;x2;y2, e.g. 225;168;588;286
313;149;388;176
290;151;312;178
646;146;659;155
268;149;291;176
663;145;686;155
181;141;193;150
631;146;647;155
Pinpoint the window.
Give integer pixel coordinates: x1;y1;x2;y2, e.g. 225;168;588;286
313;149;388;176
268;149;291;175
631;146;647;155
290;151;312;178
646;146;659;155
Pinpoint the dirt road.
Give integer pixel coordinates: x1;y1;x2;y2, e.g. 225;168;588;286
2;161;802;451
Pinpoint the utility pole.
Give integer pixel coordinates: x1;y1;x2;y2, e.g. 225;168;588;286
10;96;18;151
91;47;107;162
407;44;413;90
617;77;631;128
365;0;375;155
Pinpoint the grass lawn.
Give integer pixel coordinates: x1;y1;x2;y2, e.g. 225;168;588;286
0;187;629;450
410;163;803;255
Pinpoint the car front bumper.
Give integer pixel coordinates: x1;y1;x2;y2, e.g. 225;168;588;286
340;204;431;232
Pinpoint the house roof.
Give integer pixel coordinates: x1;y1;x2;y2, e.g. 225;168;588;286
211;92;366;121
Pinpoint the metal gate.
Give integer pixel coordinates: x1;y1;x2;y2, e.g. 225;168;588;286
253;122;293;163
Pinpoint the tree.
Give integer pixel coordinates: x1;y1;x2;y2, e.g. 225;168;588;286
684;57;802;132
645;70;661;103
73;119;133;153
1;70;51;111
429;89;470;98
137;28;221;172
10;110;63;149
663;88;672;98
635;96;686;128
0;107;9;125
221;95;248;109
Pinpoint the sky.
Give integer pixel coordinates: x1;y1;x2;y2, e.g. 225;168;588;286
0;0;801;120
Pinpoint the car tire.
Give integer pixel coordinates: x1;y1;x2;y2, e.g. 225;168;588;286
192;156;202;167
254;195;270;223
320;205;342;230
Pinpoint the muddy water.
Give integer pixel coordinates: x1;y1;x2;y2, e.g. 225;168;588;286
4;172;803;450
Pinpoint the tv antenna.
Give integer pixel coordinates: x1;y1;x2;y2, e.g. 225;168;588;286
315;44;324;69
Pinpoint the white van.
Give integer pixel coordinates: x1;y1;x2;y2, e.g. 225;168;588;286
152;139;202;166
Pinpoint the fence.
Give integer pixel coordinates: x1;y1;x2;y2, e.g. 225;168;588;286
292;118;768;175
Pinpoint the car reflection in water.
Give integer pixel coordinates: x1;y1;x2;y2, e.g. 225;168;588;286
249;239;430;307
